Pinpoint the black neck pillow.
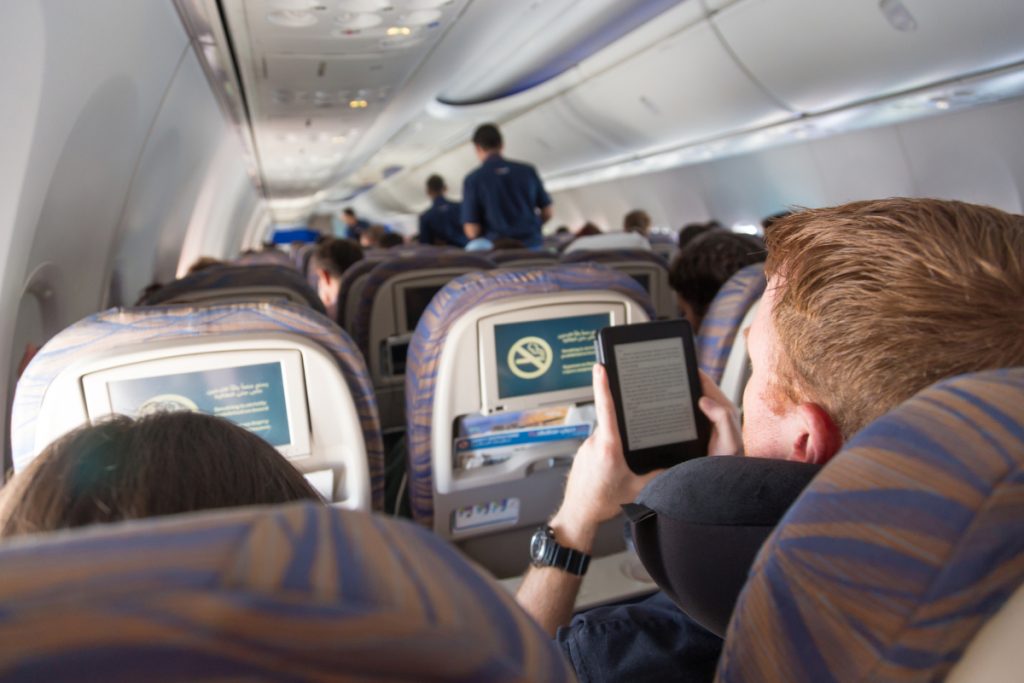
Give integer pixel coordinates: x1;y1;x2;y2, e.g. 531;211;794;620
624;456;822;638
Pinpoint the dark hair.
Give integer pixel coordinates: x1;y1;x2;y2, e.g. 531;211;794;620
576;222;602;237
623;210;652;236
426;174;445;195
379;232;405;249
555;226;571;235
0;412;321;538
187;256;224;275
312;238;364;277
762;210;792;230
343;208;357;218
134;282;164;306
669;230;766;325
492;237;526;250
360;225;389;248
472;123;503;151
678;222;716;250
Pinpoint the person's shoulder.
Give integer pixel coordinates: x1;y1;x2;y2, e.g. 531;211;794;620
505;158;538;174
463;164;486;183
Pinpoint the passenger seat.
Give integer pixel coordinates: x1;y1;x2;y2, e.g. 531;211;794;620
142;264;325;314
561;249;676;319
12;301;384;511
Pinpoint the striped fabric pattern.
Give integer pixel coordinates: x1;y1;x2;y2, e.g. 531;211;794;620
717;368;1024;683
696;263;766;383
490;249;559;266
143;265;326;314
235;250;296;268
404;264;656;526
335;258;384;329
350;254;495;356
560;248;669;270
0;502;572;682
11;302;385;511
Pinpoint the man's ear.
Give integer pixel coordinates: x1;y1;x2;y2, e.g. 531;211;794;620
790;403;843;465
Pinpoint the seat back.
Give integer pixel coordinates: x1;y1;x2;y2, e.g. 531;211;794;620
0;502;572;682
490;249;559;268
717;368;1024;682
235;248;295;268
143;265;325;314
336;258;383;331
13;302;384;511
697;263;766;389
561;249;675;318
354;254;494;432
406;264;654;576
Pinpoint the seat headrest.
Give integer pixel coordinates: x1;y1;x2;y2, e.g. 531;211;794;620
144;265;325;314
0;502;572;681
697;263;766;384
717;368;1024;682
560;248;669;268
490;249;559;265
626;456;821;637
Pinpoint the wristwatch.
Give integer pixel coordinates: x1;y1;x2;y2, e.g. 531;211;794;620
529;525;591;576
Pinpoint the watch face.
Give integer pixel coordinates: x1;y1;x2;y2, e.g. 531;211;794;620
530;528;549;563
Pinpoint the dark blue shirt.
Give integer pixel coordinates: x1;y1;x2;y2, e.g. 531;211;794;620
462;154;551;249
556;591;722;683
419;196;468;247
345;218;370;240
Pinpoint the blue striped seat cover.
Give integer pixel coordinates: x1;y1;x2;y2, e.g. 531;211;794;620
560;248;669;270
0;502;573;681
12;302;385;511
335;258;384;329
717;368;1024;682
696;263;766;384
235;249;296;268
490;249;559;265
405;264;656;527
350;254;494;357
143;264;325;314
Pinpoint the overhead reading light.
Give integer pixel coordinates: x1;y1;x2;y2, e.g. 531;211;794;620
267;10;319;27
386;26;412;36
878;0;918;32
349;99;369;108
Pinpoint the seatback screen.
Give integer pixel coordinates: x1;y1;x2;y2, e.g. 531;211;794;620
494;313;610;399
106;362;291;447
404;285;444;330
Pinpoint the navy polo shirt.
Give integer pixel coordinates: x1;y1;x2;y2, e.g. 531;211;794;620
419;196;468;247
462;155;552;249
345;218;370;240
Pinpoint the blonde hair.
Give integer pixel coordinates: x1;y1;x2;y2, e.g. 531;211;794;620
765;198;1024;438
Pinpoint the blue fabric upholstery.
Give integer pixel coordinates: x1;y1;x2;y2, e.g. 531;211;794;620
405;264;656;526
696;263;766;384
490;249;559;266
12;302;385;511
0;502;572;682
351;254;494;357
335;258;383;329
143;265;325;314
717;368;1024;682
560;248;669;269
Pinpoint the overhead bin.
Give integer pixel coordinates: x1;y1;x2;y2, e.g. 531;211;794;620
713;0;1024;113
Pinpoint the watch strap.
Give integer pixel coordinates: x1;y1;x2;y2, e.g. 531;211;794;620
550;543;590;576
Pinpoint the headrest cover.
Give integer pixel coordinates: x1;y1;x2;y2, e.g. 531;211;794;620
627;456;820;637
717;368;1024;682
0;503;572;681
696;263;766;384
561;249;669;269
144;265;325;314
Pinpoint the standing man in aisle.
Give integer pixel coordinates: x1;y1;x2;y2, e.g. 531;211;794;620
419;174;468;248
462;123;553;250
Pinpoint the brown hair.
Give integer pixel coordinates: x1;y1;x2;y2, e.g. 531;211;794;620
669;230;765;326
312;238;364;277
0;412;322;538
623;210;652;236
765;198;1024;438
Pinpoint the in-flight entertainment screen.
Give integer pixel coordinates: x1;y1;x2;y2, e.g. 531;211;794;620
403;284;444;330
493;313;611;399
106;362;291;447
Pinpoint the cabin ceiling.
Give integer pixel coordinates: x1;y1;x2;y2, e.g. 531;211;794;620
218;0;1024;222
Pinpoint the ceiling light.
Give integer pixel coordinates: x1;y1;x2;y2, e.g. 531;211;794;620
399;9;441;25
267;10;319;27
332;135;348;143
386;26;412;35
337;0;390;11
731;223;763;236
349;99;369;108
931;96;951;110
335;12;383;29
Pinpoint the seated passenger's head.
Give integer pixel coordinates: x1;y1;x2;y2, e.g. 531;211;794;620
312;238;364;309
187;256;224;275
623;210;652;236
669;230;765;331
744;198;1024;465
379;232;405;249
359;224;389;249
677;222;716;249
576;222;602;237
0;412;321;538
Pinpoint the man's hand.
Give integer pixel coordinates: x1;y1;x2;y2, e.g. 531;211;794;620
464;222;482;239
549;363;661;551
698;370;743;456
